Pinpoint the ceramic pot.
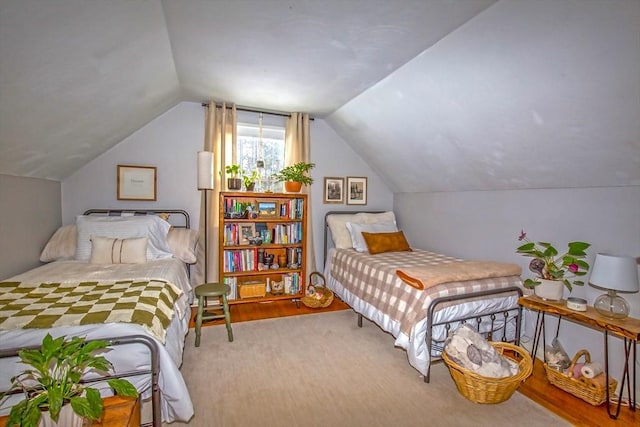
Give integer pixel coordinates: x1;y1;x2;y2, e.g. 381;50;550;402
245;183;255;192
39;405;87;427
534;279;564;301
284;181;302;192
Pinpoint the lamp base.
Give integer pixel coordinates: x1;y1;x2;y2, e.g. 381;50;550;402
594;290;630;319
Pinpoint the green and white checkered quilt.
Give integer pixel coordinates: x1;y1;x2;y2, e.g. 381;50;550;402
0;279;181;343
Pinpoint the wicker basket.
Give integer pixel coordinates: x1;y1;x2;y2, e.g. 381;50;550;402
442;342;533;404
301;272;334;309
544;349;617;406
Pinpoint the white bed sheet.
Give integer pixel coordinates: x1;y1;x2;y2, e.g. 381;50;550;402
0;258;195;423
324;248;520;378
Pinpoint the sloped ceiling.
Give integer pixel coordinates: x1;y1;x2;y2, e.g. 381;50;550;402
1;0;638;192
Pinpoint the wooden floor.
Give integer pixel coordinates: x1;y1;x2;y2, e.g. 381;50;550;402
191;298;638;426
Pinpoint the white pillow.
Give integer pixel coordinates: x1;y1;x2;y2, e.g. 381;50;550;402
346;221;399;252
167;227;199;264
40;224;77;262
75;215;172;261
89;236;148;264
326;211;397;249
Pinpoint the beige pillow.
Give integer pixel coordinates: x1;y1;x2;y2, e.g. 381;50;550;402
167;227;199;264
40;224;77;262
89;236;148;264
326;211;397;249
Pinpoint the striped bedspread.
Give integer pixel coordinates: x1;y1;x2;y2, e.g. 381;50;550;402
330;249;522;336
0;279;181;343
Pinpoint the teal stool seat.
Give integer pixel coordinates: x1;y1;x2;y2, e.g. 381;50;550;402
194;283;233;346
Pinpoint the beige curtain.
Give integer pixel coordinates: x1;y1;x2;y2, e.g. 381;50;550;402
196;102;237;284
285;112;316;273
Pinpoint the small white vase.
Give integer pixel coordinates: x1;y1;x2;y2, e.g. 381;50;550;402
534;279;565;301
39;405;87;427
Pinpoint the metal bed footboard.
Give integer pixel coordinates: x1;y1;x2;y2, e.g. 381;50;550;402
424;286;523;382
0;334;161;427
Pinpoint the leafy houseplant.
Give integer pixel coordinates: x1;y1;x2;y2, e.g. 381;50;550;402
273;162;315;192
1;334;138;427
242;170;260;191
225;164;242;190
516;230;590;292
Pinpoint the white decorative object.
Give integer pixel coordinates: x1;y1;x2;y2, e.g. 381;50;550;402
39;405;86;427
534;279;564;301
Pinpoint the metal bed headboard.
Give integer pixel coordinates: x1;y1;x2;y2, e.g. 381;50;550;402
83;209;190;229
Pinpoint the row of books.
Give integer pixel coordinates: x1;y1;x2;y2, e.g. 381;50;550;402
279;198;304;219
222;222;303;246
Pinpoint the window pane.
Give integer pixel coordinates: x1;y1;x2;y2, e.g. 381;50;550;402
237;120;285;191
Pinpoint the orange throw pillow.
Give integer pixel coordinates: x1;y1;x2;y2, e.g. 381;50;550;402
362;231;412;255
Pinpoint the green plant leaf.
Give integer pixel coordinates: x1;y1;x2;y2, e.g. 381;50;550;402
563;279;573;292
108;379;139;398
48;386;63;421
70;394;102;421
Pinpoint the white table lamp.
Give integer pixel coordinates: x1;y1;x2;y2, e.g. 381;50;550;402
589;253;639;319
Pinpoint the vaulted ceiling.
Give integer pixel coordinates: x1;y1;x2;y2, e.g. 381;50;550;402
1;0;638;192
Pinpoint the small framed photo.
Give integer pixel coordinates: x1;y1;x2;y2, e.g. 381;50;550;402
117;165;157;201
323;177;344;204
257;201;278;218
346;177;367;205
239;223;256;245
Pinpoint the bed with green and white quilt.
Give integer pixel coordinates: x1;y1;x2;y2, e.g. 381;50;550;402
0;212;198;425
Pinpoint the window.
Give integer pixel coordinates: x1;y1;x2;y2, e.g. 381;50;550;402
236;111;286;191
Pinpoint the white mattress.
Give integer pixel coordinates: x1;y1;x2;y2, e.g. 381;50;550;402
324;248;521;378
0;258;195;423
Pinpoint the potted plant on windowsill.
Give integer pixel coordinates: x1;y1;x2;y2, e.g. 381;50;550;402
273;162;315;193
0;334;138;427
225;164;242;191
242;170;260;192
516;230;590;301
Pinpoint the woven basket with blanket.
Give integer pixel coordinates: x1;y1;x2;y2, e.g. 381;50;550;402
442;324;533;404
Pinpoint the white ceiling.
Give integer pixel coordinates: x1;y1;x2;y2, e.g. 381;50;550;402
1;0;638;192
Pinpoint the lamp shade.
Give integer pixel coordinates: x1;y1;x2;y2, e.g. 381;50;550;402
588;253;639;293
197;151;214;190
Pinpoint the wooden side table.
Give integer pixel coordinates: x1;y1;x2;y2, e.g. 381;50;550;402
519;295;640;419
0;396;140;427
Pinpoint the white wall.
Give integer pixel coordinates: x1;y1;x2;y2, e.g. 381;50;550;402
0;174;61;279
395;186;640;394
62;102;204;225
62;102;394;271
310;119;394;269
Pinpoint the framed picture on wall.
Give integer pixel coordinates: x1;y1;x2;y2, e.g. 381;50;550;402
346;176;367;205
323;177;344;204
117;165;157;201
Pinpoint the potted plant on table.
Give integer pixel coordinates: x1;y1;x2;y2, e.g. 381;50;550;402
225;164;242;191
1;334;138;427
273;162;315;193
516;230;590;301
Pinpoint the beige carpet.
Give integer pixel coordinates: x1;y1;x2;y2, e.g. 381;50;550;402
167;310;569;427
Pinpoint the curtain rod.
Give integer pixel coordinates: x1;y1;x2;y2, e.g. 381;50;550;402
201;102;314;120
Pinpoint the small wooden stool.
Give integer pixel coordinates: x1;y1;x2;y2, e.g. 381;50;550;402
194;283;233;346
